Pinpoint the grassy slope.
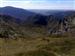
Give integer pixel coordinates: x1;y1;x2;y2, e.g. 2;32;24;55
0;27;75;56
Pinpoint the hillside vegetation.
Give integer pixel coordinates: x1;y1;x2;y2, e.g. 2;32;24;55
0;7;75;56
0;22;75;56
0;32;75;56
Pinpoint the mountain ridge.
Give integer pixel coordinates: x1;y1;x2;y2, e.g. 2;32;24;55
0;6;75;39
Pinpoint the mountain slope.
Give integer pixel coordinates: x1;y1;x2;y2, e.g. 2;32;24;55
0;6;36;20
0;6;75;38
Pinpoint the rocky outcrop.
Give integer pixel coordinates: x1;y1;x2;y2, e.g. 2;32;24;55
47;14;75;34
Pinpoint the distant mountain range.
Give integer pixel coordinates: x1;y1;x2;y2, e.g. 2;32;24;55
30;9;75;16
0;6;75;38
0;6;75;25
0;6;75;19
0;6;37;20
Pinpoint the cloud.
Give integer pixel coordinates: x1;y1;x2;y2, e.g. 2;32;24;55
3;0;74;1
1;0;75;10
0;0;3;7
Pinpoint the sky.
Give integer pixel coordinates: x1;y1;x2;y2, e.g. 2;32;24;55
0;0;75;10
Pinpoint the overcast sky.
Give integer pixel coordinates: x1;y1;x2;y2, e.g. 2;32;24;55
0;0;75;10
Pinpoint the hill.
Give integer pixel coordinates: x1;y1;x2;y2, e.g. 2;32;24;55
0;6;75;38
0;6;75;56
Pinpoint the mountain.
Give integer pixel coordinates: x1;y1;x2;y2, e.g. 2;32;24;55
30;9;75;15
31;9;75;20
0;6;36;20
0;6;49;25
0;6;75;23
0;6;75;39
0;6;75;20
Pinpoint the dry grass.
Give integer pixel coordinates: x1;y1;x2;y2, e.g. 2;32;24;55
0;34;75;56
0;26;75;56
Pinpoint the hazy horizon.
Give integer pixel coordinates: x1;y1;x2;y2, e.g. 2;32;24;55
0;0;75;10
